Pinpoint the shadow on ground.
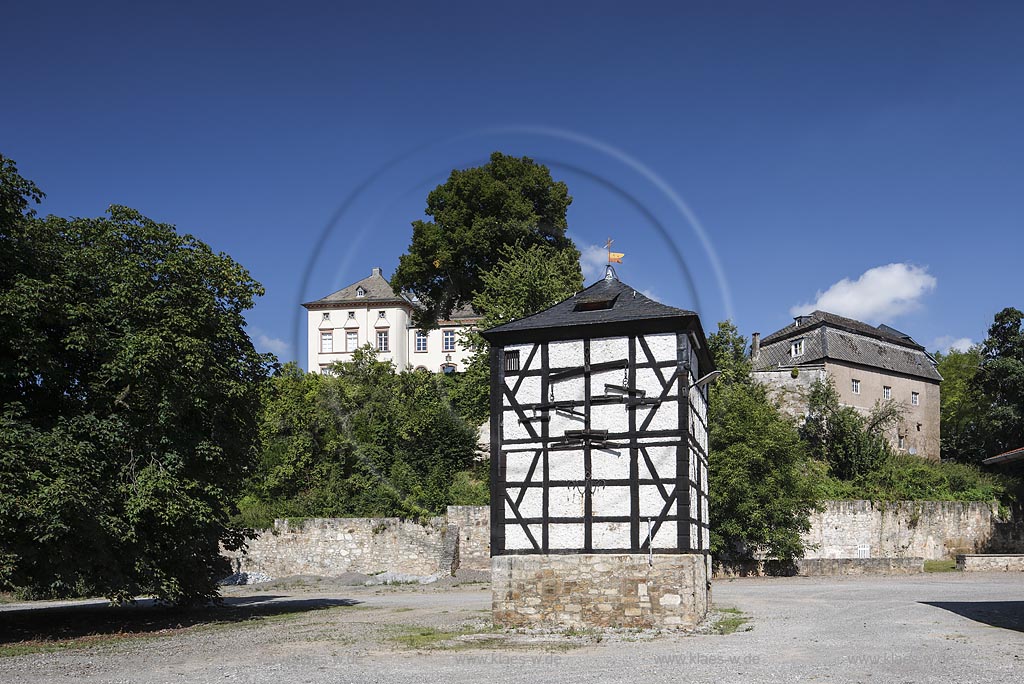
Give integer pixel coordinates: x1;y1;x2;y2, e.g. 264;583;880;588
921;601;1024;632
0;595;361;644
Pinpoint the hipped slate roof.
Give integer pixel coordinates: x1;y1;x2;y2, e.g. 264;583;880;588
480;268;714;369
754;310;942;382
303;268;410;308
303;268;482;324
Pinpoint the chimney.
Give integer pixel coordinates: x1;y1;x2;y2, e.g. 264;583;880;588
751;332;761;360
371;267;382;277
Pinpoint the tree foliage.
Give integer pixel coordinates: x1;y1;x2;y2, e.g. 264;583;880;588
935;309;1024;463
976;307;1024;455
1;159;271;603
391;152;577;328
448;242;583;423
237;352;484;528
706;321;820;563
800;378;902;480
935;346;988;463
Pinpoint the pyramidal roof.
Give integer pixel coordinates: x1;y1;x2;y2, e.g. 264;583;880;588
481;267;708;354
302;267;411;309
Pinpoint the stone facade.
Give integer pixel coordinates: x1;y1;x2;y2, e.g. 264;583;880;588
752;311;942;460
802;500;1024;560
492;553;710;629
957;554;1024;572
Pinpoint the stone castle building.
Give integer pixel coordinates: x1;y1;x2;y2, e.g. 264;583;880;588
752;310;942;460
303;267;479;374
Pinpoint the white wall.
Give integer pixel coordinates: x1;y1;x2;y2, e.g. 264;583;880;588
307;304;474;373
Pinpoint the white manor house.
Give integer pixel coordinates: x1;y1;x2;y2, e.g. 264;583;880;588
303;267;479;374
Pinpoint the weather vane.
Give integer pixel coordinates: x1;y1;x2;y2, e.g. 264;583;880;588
605;237;624;264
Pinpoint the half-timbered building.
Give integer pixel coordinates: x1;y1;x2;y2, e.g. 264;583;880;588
483;267;716;629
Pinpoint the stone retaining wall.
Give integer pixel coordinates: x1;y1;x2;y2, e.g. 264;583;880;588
492;553;710;629
226;501;1023;580
802;500;1023;560
797;557;923;575
227;506;490;579
227;516;451;578
957;554;1024;572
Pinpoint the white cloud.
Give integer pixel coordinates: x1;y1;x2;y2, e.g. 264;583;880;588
579;243;609;283
931;336;974;353
255;333;290;357
640;288;662;303
790;263;937;322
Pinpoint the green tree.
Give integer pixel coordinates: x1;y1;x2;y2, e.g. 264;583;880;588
975;307;1024;455
238;351;482;528
1;162;271;604
707;321;820;563
705;320;751;384
935;347;988;463
392;152;577;329
448;242;583;424
800;378;901;480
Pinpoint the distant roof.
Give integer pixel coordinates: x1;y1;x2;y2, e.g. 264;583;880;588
480;267;714;369
754;310;942;382
761;310;925;349
982;447;1024;468
303;268;482;325
303;267;410;309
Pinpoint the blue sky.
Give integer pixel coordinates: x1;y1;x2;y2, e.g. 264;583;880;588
4;1;1021;366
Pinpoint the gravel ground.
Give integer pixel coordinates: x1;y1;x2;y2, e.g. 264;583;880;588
1;573;1022;683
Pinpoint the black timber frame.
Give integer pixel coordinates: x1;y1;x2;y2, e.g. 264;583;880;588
489;322;713;557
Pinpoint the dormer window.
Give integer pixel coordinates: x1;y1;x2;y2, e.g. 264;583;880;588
356;287;366;297
791;339;804;357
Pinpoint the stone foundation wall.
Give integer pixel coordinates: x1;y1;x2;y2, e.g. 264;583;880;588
957;554;1024;572
492;554;710;629
802;500;1023;560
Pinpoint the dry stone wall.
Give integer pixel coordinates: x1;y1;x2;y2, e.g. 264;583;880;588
225;501;1023;580
802;501;1023;560
226;507;489;580
957;554;1024;572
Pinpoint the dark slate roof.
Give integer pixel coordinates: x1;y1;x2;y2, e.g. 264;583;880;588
754;311;942;382
761;310;924;349
480;267;714;369
303;268;411;309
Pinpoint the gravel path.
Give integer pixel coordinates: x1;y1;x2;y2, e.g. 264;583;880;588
2;573;1022;683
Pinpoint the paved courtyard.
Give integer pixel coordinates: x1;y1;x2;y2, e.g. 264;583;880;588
1;573;1022;683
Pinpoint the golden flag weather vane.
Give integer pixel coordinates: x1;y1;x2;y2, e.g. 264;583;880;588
605;237;624;264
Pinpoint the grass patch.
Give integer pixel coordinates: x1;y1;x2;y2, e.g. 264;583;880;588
924;560;958;573
712;606;752;635
389;623;506;650
390;625;477;649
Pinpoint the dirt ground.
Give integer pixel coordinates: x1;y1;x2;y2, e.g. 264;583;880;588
1;573;1022;683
